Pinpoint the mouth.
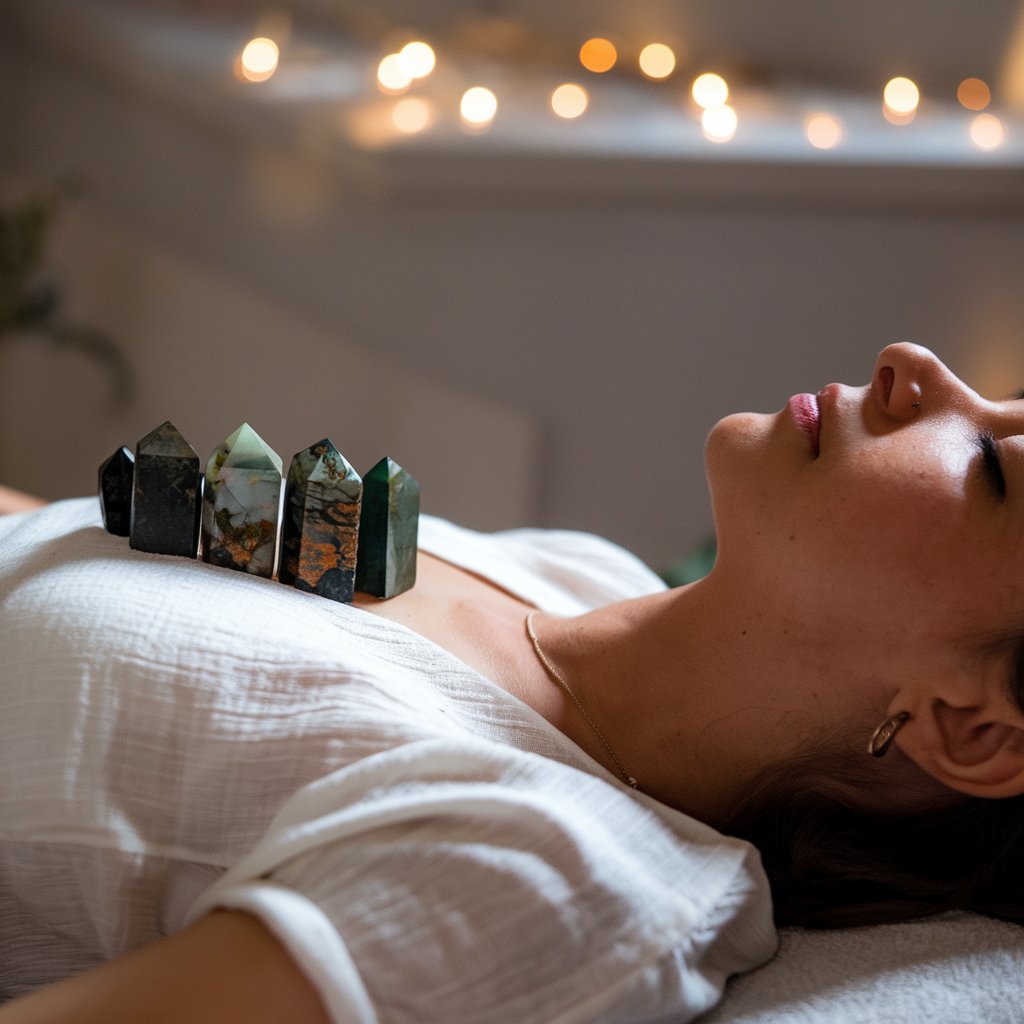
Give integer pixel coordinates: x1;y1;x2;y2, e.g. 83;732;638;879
788;393;821;457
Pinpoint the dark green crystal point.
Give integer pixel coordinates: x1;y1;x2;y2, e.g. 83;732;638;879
98;445;134;536
130;421;202;558
201;423;283;578
355;457;419;599
279;438;362;603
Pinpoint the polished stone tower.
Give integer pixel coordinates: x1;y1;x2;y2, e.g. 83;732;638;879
130;421;202;557
279;438;362;603
201;423;283;577
355;457;419;599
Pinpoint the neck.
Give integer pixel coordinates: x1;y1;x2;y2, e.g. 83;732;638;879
532;573;833;827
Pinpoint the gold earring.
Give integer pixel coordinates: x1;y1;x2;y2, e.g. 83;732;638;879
868;711;911;757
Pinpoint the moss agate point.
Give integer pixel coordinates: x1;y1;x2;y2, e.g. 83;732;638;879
355;457;420;599
201;423;283;578
279;438;362;603
98;445;135;536
129;421;202;557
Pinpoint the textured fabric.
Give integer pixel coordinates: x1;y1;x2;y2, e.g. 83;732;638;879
703;913;1024;1024
0;498;776;1021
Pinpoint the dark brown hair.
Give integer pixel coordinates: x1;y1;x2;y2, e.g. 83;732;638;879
723;635;1024;927
727;779;1024;928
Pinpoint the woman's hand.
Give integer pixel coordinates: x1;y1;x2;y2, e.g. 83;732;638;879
0;911;332;1024
0;485;46;515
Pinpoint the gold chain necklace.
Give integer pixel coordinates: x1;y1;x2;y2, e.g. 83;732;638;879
525;611;639;789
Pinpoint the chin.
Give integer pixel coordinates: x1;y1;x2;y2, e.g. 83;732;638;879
703;411;777;556
705;411;774;465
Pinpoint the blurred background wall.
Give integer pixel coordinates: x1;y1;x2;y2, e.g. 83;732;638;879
2;0;1024;571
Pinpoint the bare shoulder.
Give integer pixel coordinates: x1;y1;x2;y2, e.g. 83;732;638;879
0;911;331;1024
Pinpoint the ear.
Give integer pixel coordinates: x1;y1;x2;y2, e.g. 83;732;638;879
897;698;1024;799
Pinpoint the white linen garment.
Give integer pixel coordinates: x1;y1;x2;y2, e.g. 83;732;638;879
0;498;775;1022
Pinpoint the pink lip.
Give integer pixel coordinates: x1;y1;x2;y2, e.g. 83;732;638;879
788;393;821;456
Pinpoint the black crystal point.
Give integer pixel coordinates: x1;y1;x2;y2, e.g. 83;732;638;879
98;445;134;536
130;421;202;558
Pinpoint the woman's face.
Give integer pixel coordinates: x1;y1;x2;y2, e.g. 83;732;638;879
705;343;1024;696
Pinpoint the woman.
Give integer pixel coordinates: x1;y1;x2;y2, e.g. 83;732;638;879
0;342;1022;1023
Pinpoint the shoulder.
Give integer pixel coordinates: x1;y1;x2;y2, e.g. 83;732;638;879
418;515;667;615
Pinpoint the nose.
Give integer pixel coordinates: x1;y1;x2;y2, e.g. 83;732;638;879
871;342;959;421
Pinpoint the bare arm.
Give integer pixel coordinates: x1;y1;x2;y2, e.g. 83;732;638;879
0;911;332;1024
0;486;46;515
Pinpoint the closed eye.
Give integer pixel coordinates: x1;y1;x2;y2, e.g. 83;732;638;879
977;431;1006;501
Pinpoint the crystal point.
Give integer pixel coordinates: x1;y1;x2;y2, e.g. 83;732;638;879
202;423;283;577
355;457;420;599
98;446;135;536
279;439;362;603
130;421;202;557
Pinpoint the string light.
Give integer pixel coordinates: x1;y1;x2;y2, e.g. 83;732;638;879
235;21;1011;158
638;43;676;80
970;112;1005;150
883;76;919;124
392;96;433;134
398;41;436;80
805;113;843;149
550;83;588;119
238;37;279;83
692;73;729;109
579;37;617;73
702;104;737;142
460;86;498;127
957;77;991;111
883;76;920;113
377;53;413;93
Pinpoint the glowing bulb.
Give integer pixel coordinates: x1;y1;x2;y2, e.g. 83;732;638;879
638;43;676;80
579;37;617;73
883;76;919;115
957;77;991;111
460;86;498;127
805;113;843;150
239;37;279;83
392;97;433;134
692;73;729;109
970;113;1005;150
377;53;413;93
702;104;737;142
550;83;589;119
398;41;435;79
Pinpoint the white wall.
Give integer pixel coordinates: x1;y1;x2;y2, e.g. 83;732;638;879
3;22;1024;569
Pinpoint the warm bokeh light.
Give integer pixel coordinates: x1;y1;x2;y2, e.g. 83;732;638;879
550;83;589;119
398;41;436;80
702;103;737;142
692;73;729;109
970;112;1005;150
638;43;676;80
460;86;498;127
239;37;279;83
957;77;991;111
883;76;920;114
392;96;433;134
805;113;843;150
579;37;617;73
377;53;412;93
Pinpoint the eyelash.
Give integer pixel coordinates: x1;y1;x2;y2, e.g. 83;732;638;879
977;431;1007;500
